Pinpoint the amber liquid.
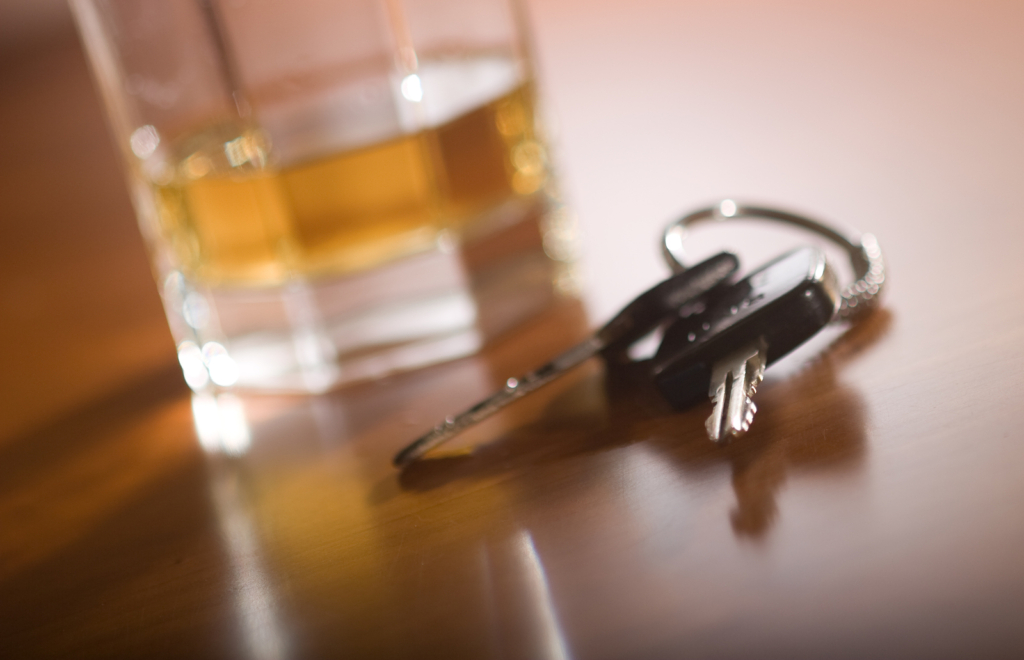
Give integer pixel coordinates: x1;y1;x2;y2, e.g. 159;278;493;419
152;82;546;286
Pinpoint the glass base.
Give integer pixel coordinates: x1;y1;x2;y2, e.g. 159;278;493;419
162;205;573;393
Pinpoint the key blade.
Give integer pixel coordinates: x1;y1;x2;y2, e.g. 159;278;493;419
392;337;601;467
705;340;766;443
393;252;740;468
706;380;727;441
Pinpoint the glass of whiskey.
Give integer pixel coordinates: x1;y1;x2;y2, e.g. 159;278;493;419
71;0;576;392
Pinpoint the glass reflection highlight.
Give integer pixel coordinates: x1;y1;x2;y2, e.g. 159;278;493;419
178;341;210;390
192;393;251;455
203;342;240;387
193;393;286;656
177;339;242;390
129;124;160;158
208;463;288;660
400;73;424;102
516;530;572;660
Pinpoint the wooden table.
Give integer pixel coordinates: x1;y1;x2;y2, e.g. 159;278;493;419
3;1;1024;657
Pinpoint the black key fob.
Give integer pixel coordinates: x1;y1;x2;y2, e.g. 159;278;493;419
652;246;840;410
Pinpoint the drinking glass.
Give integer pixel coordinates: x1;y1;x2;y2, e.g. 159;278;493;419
70;0;576;392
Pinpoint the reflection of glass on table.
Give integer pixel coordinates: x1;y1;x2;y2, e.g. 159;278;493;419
72;0;576;392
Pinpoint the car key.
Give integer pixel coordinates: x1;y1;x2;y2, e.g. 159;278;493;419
393;251;740;467
651;246;839;443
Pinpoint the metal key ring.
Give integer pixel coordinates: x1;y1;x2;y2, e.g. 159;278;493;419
662;200;885;321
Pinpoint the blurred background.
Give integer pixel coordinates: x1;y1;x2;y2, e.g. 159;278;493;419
1;0;175;442
2;0;1023;441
